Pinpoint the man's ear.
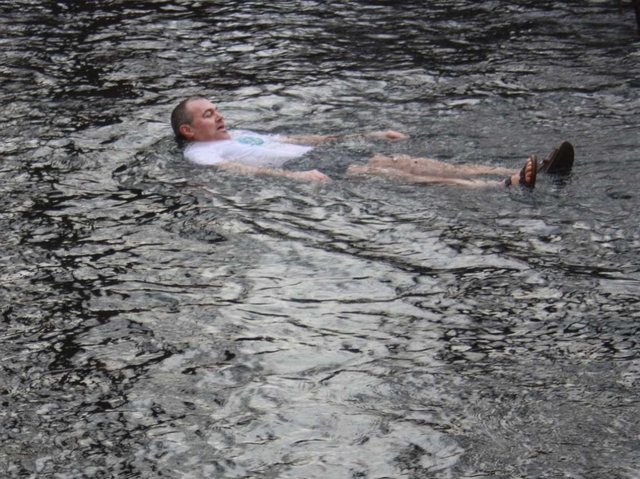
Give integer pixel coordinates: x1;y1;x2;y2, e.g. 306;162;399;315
179;124;195;139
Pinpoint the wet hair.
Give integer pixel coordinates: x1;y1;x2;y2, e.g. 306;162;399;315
171;96;205;142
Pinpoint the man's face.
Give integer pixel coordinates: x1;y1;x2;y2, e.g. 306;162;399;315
181;98;231;142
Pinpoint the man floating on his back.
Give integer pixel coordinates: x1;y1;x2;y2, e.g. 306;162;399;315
171;96;575;188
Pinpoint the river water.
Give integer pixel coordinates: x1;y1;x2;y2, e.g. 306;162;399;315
1;1;639;478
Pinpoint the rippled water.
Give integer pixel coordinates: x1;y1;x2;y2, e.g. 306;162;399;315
1;1;639;478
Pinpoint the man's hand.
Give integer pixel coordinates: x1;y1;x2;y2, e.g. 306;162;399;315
289;169;331;182
385;130;408;140
366;130;408;140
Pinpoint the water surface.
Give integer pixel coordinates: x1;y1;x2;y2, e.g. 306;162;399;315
1;1;639;478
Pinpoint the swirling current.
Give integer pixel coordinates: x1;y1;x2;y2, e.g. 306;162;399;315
1;1;639;478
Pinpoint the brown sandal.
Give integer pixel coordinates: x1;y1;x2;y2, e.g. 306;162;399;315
505;155;537;188
540;141;574;174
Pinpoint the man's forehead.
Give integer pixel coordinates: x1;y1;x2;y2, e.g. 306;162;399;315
188;98;215;114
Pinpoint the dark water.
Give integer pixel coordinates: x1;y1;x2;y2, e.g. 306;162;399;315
1;1;639;478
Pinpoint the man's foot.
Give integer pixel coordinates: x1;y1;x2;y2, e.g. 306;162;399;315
505;155;537;188
540;141;574;174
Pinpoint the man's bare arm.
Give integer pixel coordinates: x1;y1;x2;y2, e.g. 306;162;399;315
277;130;407;146
215;161;330;182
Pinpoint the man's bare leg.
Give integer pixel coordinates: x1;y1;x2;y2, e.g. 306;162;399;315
347;155;537;188
346;164;503;187
367;154;517;178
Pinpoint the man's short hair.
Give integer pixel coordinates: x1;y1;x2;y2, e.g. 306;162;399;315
171;96;205;141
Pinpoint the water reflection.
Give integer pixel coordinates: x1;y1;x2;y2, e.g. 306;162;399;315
1;0;639;478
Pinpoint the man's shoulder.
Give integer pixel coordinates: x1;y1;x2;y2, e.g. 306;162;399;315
185;139;223;149
184;140;227;164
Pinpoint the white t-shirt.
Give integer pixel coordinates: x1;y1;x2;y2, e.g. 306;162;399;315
183;130;313;168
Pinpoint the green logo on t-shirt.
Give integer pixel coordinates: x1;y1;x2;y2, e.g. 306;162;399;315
237;136;265;146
